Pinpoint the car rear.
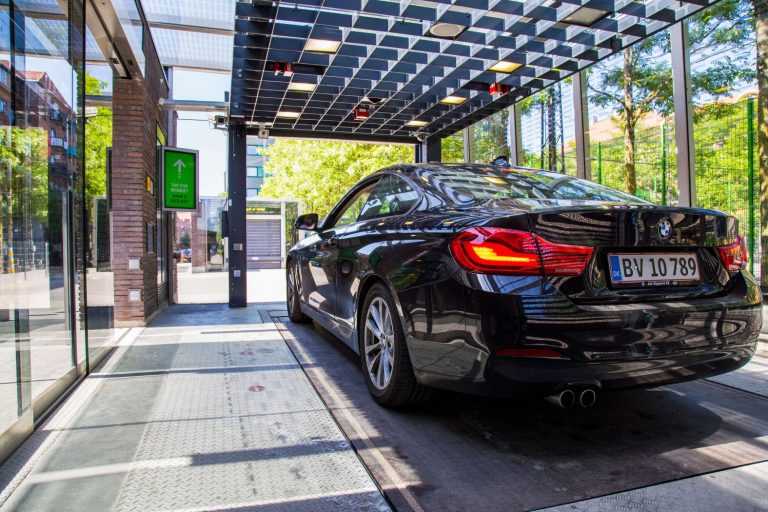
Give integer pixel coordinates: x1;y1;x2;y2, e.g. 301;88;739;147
451;204;761;394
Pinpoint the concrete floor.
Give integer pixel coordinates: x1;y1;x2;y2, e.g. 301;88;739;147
0;293;766;511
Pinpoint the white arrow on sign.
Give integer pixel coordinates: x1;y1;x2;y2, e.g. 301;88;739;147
174;159;186;177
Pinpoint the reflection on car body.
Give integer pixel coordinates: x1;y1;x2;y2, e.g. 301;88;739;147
285;164;761;408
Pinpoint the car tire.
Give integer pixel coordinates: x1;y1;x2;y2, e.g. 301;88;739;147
286;263;310;323
359;283;431;407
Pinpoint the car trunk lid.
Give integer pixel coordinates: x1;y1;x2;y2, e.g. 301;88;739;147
524;205;738;302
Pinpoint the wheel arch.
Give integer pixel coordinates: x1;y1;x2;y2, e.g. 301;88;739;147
354;273;411;355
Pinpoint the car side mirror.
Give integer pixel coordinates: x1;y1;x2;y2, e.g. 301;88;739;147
295;213;319;231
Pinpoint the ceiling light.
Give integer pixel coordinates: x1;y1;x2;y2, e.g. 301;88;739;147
304;38;341;53
287;82;316;92
561;6;610;27
428;22;466;39
440;95;467;105
489;60;522;74
406;120;428;128
276;111;300;119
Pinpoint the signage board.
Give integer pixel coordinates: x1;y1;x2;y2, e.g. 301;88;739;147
162;147;199;211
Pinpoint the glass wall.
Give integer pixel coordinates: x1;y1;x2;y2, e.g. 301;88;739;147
84;48;120;359
470;109;509;163
689;0;759;274
173;70;230;304
585;31;678;204
441;132;463;163
0;0;85;444
519;80;576;175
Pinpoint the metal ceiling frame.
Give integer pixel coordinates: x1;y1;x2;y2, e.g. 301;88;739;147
229;0;719;142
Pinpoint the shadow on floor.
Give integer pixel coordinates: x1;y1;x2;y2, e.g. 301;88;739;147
275;315;768;512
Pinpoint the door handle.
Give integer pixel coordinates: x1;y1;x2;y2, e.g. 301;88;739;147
322;237;337;248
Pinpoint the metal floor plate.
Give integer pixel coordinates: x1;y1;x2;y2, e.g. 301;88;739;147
0;304;390;512
273;315;768;512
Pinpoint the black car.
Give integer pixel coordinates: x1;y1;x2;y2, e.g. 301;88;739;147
286;164;761;408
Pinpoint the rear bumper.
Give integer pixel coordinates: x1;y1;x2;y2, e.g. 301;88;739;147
404;271;762;395
486;342;756;393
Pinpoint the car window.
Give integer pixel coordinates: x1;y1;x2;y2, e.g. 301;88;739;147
332;183;376;228
422;166;649;205
358;175;420;221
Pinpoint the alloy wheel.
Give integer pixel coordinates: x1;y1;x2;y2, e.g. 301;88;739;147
364;296;396;390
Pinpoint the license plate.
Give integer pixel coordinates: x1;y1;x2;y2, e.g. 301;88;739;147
608;253;700;286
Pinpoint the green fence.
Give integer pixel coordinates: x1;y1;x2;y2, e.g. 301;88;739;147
591;97;759;277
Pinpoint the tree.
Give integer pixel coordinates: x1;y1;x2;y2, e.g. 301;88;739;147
588;33;674;194
756;0;768;286
471;109;509;163
589;0;755;195
441;133;464;162
260;139;413;216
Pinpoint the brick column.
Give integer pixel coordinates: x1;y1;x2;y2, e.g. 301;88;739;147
191;204;207;272
111;77;162;326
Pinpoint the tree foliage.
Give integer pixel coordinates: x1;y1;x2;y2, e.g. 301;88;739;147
587;0;755;194
260;139;413;216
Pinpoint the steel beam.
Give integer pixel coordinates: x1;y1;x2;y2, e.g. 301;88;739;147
671;21;696;206
509;104;523;166
572;71;592;180
247;128;418;145
228;124;248;308
427;137;442;162
417;137;441;163
463;126;473;163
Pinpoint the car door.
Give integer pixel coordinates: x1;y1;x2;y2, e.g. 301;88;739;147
303;180;377;333
334;174;422;342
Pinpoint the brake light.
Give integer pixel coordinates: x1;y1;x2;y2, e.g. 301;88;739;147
450;227;593;276
717;235;748;271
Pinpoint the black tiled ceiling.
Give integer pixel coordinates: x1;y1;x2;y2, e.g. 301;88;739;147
230;0;715;143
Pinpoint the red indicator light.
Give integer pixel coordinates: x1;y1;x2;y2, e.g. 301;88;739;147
489;82;510;95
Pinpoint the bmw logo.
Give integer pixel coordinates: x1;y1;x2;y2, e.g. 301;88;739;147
658;218;672;239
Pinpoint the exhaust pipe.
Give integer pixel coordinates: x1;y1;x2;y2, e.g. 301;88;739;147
545;388;576;409
578;388;598;408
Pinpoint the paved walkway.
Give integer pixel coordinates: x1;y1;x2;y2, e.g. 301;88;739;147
0;304;388;512
0;299;766;512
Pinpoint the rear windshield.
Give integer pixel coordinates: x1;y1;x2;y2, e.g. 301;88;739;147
423;166;649;205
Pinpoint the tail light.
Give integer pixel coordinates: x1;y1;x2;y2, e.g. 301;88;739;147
717;235;748;271
450;227;593;276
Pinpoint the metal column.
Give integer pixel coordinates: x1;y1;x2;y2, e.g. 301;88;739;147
228;123;247;308
508;104;522;166
572;71;591;180
417;137;441;163
671;21;696;207
463;126;473;163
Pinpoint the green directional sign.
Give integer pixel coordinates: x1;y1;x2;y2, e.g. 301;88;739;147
162;147;199;211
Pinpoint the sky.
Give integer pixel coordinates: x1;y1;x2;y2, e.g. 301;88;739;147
172;69;230;196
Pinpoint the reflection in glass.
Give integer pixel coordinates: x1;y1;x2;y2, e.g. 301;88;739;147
85;63;120;355
519;80;576;175
0;2;19;435
4;1;78;401
470;109;509;164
